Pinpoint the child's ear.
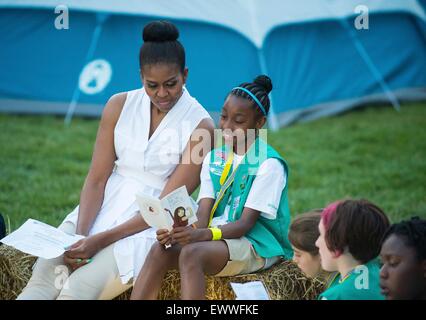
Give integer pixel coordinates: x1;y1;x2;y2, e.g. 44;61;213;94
332;249;343;258
256;116;267;129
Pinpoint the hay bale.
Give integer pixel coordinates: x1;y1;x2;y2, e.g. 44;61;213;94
0;245;324;300
156;260;325;300
0;245;37;300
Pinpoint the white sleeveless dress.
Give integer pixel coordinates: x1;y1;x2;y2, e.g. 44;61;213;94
64;87;212;284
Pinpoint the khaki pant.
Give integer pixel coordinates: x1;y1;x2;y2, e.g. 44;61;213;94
17;222;131;300
215;237;280;277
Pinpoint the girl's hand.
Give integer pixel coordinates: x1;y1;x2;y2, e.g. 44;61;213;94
170;225;197;246
156;228;172;246
63;234;104;271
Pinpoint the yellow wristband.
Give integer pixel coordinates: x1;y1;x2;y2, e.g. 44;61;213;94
209;227;222;241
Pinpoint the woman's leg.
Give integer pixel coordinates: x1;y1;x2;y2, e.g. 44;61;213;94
56;242;131;300
179;241;229;300
17;222;75;300
130;242;182;300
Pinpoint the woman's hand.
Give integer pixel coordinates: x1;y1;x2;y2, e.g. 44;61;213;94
63;234;105;271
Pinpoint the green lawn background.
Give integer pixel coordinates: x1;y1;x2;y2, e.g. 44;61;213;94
1;103;425;232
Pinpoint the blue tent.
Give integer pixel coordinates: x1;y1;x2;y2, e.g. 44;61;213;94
0;0;425;127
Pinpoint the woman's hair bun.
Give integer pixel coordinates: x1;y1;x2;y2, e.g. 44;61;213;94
143;20;179;42
254;75;273;94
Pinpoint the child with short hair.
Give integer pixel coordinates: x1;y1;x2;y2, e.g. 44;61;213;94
315;199;390;300
289;210;336;288
380;217;426;300
130;75;293;300
289;210;323;278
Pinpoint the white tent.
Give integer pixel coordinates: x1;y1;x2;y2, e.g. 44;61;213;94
1;0;425;126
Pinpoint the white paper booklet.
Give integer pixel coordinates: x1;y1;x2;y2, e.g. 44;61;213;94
230;281;271;300
0;219;84;259
136;185;198;231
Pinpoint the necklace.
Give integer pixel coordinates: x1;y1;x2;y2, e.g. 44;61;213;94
339;268;357;284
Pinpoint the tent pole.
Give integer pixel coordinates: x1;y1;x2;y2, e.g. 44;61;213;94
338;19;401;112
257;49;280;131
64;14;109;125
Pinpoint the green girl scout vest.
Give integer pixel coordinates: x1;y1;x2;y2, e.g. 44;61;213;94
209;138;293;259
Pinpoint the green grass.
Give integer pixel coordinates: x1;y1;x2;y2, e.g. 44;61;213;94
1;103;425;232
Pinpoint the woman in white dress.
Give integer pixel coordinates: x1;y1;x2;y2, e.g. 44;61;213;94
17;21;214;300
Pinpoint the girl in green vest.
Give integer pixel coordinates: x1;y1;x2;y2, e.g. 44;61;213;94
131;75;293;300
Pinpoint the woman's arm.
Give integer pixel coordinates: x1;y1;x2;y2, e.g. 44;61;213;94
66;108;215;269
75;93;126;236
160;118;215;197
94;117;215;247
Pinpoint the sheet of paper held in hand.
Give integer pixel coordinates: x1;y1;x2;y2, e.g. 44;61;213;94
136;185;198;231
231;281;271;300
0;219;84;259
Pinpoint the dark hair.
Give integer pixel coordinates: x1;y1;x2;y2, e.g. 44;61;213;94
139;21;185;72
325;199;390;264
382;217;426;261
289;209;323;255
230;75;273;116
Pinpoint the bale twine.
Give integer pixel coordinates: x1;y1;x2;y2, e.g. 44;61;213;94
1;245;324;300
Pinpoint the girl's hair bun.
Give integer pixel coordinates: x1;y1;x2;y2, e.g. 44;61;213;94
254;75;273;94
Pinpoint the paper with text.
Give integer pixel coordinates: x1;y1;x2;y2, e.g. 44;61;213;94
231;281;270;300
1;219;84;259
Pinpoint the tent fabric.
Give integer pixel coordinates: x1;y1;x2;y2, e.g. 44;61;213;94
2;0;424;48
0;0;425;126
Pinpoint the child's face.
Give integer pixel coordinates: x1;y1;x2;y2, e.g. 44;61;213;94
315;219;338;272
380;234;426;300
292;246;321;278
219;95;266;149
